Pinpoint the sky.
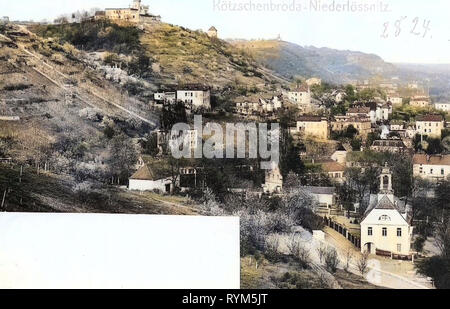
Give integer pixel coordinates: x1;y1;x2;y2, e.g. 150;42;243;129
1;0;450;64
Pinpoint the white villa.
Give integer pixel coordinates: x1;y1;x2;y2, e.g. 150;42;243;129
413;154;450;182
361;165;413;257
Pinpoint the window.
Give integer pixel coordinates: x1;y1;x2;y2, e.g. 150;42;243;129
442;169;445;175
430;169;434;175
397;228;402;237
382;228;387;237
397;244;402;253
368;227;373;236
379;215;391;221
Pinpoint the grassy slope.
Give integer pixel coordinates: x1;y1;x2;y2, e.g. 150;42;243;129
0;164;196;215
30;21;286;90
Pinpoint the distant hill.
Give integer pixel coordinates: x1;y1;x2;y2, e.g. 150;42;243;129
229;39;398;84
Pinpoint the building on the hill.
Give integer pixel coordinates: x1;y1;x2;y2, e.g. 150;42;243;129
306;77;322;87
176;85;211;110
286;85;311;106
129;163;173;193
370;139;407;154
415;114;445;138
410;95;431;108
207;26;218;38
413;154;450;182
320;161;346;183
303;186;336;208
331;116;372;139
291;116;329;140
331;144;348;165
387;95;403;106
1;16;9;24
434;102;450;113
361;165;413;256
95;0;161;24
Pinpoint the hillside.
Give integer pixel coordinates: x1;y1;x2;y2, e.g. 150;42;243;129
30;21;288;91
230;39;398;84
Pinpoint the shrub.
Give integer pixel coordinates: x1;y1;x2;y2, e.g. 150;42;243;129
414;236;426;253
324;247;339;273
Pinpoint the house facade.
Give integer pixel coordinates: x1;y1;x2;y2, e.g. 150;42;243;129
292;116;329;140
434;102;450;113
361;165;413;256
304;186;335;208
176;86;211;110
96;0;161;24
415;114;445;138
370;139;407;154
413;154;450;182
410;95;431;108
128;164;173;193
286;85;311;106
331;116;372;139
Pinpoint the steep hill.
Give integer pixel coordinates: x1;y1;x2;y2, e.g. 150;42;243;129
30;21;288;91
230;39;398;84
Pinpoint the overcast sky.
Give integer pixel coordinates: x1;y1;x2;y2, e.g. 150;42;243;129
1;0;449;64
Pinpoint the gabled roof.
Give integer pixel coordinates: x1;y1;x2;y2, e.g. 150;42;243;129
321;161;345;172
413;154;450;166
130;164;155;181
375;195;396;210
208;26;217;31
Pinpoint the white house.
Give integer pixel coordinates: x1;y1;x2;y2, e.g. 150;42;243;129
361;165;413;256
304;186;336;208
176;86;211;110
286;85;311;106
387;95;403;106
434;102;450;113
128;164;173;193
413;154;450;182
415;114;445;138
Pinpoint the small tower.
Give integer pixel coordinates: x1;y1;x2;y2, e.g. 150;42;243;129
207;26;218;38
132;0;141;10
378;163;394;203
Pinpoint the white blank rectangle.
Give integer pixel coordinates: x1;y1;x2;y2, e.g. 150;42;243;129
0;213;240;289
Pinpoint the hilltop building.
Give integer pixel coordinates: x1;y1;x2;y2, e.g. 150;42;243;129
361;165;413;257
306;78;322;87
207;26;218;38
95;0;161;24
286;85;311;106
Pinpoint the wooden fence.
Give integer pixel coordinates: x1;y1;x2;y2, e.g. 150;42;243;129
323;217;361;249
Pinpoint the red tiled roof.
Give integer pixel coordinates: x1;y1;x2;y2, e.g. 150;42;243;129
413;154;450;166
416;114;444;122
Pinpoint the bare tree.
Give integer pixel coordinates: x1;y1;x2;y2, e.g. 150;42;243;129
343;248;354;272
357;252;370;276
316;243;327;264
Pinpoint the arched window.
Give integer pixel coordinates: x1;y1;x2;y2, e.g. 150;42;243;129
383;175;389;189
379;215;391;221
